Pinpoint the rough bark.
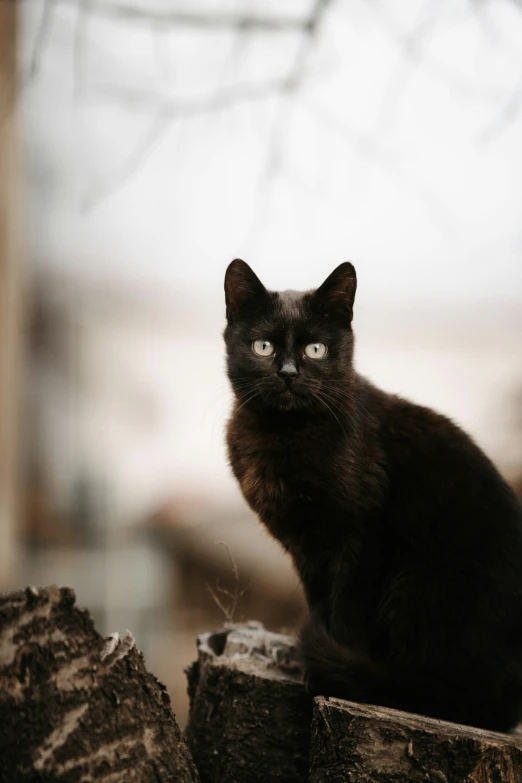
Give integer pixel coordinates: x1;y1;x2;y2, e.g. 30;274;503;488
0;584;199;783
185;622;313;783
309;696;522;783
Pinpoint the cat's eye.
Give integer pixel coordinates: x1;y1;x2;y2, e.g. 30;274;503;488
253;339;275;357
304;343;328;359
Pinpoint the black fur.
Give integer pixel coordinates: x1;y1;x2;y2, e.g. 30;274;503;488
224;259;522;732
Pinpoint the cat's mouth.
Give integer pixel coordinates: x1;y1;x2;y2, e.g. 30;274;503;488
236;377;314;412
275;381;313;411
279;387;295;408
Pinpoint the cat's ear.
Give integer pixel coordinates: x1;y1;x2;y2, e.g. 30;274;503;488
225;259;268;321
312;263;357;321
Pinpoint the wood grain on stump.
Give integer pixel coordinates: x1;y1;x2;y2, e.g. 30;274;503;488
185;622;313;783
309;696;522;783
0;584;199;783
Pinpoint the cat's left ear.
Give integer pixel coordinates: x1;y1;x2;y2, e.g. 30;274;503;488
312;263;357;321
225;259;268;321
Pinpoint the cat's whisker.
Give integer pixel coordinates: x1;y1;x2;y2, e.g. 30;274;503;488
321;392;354;422
207;380;260;437
326;384;374;426
210;400;237;440
312;390;349;439
203;388;236;420
234;389;261;414
316;385;361;422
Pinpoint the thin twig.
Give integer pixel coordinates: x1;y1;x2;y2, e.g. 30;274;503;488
205;541;249;623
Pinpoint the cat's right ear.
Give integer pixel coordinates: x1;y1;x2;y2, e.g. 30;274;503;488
224;259;267;321
311;262;357;322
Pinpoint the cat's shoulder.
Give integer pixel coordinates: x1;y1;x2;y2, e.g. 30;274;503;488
356;373;483;457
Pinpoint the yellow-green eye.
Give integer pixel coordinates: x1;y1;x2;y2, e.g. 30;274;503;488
253;339;275;357
304;342;327;359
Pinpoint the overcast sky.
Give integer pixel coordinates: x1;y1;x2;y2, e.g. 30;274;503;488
21;0;522;308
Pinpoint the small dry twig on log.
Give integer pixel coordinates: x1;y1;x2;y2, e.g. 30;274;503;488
205;540;249;623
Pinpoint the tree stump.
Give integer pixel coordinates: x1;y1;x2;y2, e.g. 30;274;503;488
0;584;199;783
309;696;522;783
185;622;313;783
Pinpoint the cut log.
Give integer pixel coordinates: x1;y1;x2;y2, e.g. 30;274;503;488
0;585;200;783
309;696;522;783
185;622;313;783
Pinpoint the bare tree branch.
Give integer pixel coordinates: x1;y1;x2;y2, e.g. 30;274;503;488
481;73;522;143
81;71;305;208
468;0;502;45
86;78;295;114
73;0;89;101
367;0;446;134
49;0;501;217
78;0;329;210
303;98;455;231
87;0;312;32
362;0;502;111
261;0;332;178
24;0;55;84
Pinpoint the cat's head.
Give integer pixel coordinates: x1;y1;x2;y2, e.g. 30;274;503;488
224;260;357;412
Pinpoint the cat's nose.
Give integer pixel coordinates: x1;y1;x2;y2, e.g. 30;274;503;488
278;361;298;382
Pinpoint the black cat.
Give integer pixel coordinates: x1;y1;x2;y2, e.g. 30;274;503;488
224;258;522;732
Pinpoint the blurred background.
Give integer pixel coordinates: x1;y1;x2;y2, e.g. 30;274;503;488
1;0;522;724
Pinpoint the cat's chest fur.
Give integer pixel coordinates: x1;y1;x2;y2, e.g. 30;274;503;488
227;408;342;522
227;404;387;640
